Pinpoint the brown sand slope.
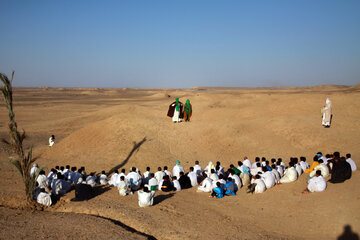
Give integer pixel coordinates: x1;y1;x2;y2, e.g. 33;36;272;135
0;86;359;239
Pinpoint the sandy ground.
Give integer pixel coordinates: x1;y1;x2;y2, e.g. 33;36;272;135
0;85;359;239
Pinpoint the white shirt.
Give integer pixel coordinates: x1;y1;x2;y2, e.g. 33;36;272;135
251;167;263;176
252;178;266;194
307;175;326;192
197;177;213;192
261;171;276;189
187;171;198;186
49;137;55;147
295;164;303;177
229;174;242;189
30;166;38;177
126;171;142;186
251;162;259;169
279;167;298;183
137;190;155;207
193;164;203;176
86;176;97;187
117;181;129;196
172;180;181;191
271;169;280;182
37;192;52;206
310;163;330;178
99;174;108;185
148;177;158;189
209;173;219;182
172;165;185;179
109;173;118;186
276;165;284;177
37;174;48;190
155;171;165;183
299;161;309;172
243;159;252;169
164;170;172;177
346;158;357;171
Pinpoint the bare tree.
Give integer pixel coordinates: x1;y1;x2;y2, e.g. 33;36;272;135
1;71;37;204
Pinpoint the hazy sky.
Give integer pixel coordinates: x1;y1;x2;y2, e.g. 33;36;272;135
1;0;359;88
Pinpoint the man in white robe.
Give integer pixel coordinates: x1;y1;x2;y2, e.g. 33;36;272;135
310;160;330;178
117;176;130;196
242;157;252;169
30;163;39;177
260;168;276;189
303;170;326;193
37;170;48;190
49;135;55;147
251;157;261;169
187;167;198;187
37;188;52;206
148;173;158;191
163;166;172;178
155;167;165;183
299;157;309;172
109;170;119;186
126;167;142;191
193;161;202;176
137;187;155;207
143;167;151;185
86;173;97;187
279;162;298;183
204;161;215;177
271;165;281;183
197;172;213;192
251;163;263;176
346;153;357;171
321;98;332;127
172;160;185;179
172;176;181;191
248;175;266;194
99;171;108;185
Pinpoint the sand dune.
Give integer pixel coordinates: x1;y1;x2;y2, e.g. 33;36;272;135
0;86;359;239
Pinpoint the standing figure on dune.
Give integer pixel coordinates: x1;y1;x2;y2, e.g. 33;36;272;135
183;99;192;122
167;98;183;123
321;98;332;127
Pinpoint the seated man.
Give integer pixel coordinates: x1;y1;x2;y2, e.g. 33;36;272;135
160;175;173;192
279;162;298;183
224;178;236;196
148;173;158;191
86;173;97;187
137;187;155;207
117;176;130;196
260;167;276;189
37;170;49;191
172;176;181;191
178;172;191;189
303;170;326;194
187;167;198;187
37;188;52;206
108;170;119;186
126;167;142;191
155;167;165;183
310;159;330;178
211;182;224;198
99;170;108;185
197;172;213;193
329;156;352;183
247;174;266;194
346;153;357;171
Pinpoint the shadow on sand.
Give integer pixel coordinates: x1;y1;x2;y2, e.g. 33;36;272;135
153;193;175;205
71;185;112;202
107;137;147;175
337;225;359;240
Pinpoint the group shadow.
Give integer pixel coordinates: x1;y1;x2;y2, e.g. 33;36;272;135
337;225;359;240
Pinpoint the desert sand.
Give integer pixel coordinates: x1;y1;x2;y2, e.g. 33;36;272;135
0;85;359;239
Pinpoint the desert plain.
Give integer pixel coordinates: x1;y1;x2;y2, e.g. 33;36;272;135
0;85;359;239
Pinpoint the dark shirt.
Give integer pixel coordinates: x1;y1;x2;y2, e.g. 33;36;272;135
179;175;192;189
